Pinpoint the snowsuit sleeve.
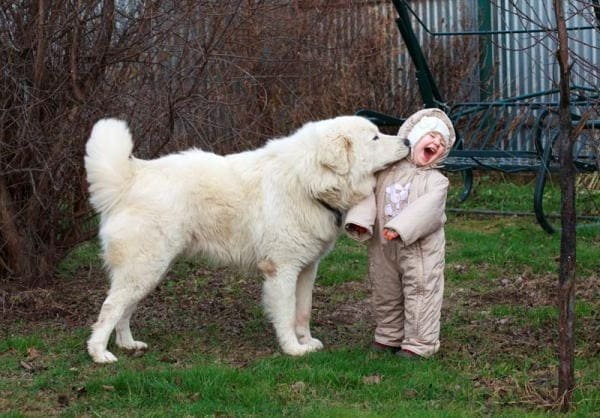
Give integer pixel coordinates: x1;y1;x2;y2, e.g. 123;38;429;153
384;173;449;246
344;192;376;242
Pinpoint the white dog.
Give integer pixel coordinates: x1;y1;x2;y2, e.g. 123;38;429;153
85;116;409;363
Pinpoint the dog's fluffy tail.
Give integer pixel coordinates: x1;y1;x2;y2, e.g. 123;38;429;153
85;118;134;214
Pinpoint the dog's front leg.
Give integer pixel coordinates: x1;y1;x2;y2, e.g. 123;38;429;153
262;264;319;356
295;262;323;350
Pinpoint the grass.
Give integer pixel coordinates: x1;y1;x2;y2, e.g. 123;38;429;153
68;353;470;416
1;174;599;417
447;172;599;218
317;237;368;286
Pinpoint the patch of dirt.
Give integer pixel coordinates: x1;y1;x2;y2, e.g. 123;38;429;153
442;266;599;411
0;263;375;365
1;262;598;369
2;260;599;413
443;268;599;355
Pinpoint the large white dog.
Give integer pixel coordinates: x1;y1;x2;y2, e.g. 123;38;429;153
85;116;409;363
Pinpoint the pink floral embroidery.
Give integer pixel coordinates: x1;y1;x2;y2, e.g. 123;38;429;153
384;182;411;218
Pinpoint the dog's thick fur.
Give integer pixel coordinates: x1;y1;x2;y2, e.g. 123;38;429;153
85;116;409;363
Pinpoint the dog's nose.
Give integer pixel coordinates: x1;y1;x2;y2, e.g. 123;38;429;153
403;138;411;148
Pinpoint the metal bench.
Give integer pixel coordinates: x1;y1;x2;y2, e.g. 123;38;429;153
357;0;599;233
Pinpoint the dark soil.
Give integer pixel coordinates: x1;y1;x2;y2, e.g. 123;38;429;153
0;262;375;364
1;261;598;366
2;259;598;413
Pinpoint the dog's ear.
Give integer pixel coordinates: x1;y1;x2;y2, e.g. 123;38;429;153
318;134;352;175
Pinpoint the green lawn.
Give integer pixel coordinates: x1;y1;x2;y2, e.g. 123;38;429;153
1;174;598;417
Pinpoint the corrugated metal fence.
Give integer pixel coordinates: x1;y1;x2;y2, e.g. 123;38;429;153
384;0;599;100
345;0;599;153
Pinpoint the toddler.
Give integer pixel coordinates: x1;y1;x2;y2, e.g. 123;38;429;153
345;108;455;359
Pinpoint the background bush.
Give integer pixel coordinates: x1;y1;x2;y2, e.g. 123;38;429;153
1;0;450;285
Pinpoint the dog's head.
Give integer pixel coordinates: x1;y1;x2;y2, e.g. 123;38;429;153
313;116;410;208
316;116;409;175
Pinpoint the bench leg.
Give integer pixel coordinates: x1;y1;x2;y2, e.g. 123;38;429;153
534;143;556;234
458;169;473;202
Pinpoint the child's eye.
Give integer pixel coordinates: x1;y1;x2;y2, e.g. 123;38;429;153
372;135;379;141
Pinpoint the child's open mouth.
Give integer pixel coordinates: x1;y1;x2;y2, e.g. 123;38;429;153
422;145;439;161
417;144;442;164
425;145;437;156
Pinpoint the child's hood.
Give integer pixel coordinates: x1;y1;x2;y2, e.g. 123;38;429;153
398;108;456;162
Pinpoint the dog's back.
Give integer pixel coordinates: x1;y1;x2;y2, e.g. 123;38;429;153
84;119;263;268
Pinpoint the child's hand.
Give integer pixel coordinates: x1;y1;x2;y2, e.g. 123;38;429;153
382;228;399;241
346;224;368;234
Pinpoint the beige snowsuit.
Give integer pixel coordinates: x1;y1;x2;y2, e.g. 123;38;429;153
345;109;455;358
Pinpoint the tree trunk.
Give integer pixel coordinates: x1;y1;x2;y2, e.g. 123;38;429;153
553;0;576;411
0;178;31;279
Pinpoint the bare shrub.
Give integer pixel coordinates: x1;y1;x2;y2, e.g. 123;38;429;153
0;0;472;286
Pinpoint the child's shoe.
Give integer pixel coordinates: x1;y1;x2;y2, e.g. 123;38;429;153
372;341;400;354
396;349;422;359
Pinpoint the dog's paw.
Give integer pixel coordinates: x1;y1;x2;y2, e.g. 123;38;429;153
89;348;118;363
303;337;324;350
281;340;322;356
88;340;119;363
117;340;148;351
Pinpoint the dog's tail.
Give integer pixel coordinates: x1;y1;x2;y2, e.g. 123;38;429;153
85;118;134;214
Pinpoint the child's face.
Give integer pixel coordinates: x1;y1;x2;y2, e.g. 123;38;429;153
412;132;446;166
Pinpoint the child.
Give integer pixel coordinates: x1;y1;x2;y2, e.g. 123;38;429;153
344;108;455;359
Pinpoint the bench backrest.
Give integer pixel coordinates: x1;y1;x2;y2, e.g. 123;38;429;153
392;0;599;168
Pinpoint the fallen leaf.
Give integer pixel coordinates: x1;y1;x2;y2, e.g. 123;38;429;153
73;386;87;398
291;381;306;393
404;388;418;398
27;347;41;360
20;360;34;371
363;375;382;385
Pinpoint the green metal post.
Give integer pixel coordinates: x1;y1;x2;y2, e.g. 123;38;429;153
392;0;444;108
478;0;493;100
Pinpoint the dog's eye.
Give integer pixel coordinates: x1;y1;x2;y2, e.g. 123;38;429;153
372;135;379;141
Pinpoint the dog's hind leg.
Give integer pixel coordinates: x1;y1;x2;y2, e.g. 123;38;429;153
87;286;132;363
115;302;147;351
88;254;172;363
294;262;323;350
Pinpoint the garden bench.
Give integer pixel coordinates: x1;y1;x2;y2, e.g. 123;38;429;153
357;0;599;233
